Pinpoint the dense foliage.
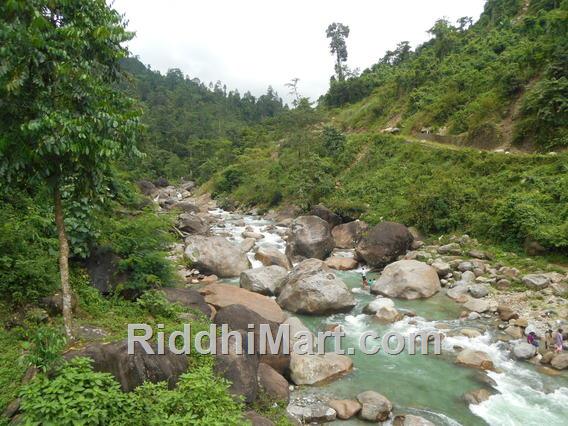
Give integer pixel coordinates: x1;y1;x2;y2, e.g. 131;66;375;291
322;0;568;151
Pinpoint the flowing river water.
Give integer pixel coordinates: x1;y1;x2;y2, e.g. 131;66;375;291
207;208;568;426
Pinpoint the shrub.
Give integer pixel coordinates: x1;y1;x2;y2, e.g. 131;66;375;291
136;290;182;319
20;325;67;373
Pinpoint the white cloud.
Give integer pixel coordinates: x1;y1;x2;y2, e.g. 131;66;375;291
112;0;486;104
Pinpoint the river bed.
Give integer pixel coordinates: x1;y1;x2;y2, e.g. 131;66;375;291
209;209;568;426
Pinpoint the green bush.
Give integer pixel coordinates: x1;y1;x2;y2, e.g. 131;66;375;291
136;290;182;319
20;325;67;373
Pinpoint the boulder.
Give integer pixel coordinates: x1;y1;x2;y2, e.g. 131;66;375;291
86;246;124;295
240;238;256;253
459;328;482;338
463;389;492;405
213;304;289;374
240;266;288;296
39;292;78;316
456;349;494;370
257;363;290;402
370;260;441;300
160;288;212;317
446;284;470;303
175;201;199;214
178;213;208;234
463;298;493;313
255;247;292;270
277;259;355;315
355;222;413;267
469;284;489;299
185;236;251;277
137;180;156;196
65;340;188;391
287;403;336;423
242;231;264;240
324;256;358;270
327;400;361;420
513;342;537;360
285;216;334;261
289;353;352;385
284;316;315;350
200;283;285;323
244;411;275;426
522;274;550;290
438;243;461;255
309;204;342;228
213;332;259;403
431;260;451;277
504;326;523;339
551;353;568;370
363;297;395;314
393;415;435;426
497;305;519;321
375;305;402;323
357;391;392;422
332;220;368;249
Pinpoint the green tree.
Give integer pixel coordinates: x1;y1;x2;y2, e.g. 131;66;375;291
0;0;141;337
326;22;350;81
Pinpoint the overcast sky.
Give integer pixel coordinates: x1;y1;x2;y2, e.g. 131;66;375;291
112;0;486;104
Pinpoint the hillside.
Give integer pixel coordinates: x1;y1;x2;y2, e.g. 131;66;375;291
323;0;567;152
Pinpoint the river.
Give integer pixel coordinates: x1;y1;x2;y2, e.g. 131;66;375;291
207;208;568;425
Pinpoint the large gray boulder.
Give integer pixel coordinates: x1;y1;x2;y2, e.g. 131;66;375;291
355;222;413;267
277;259;355;315
371;260;441;300
65;340;188;391
285;216;334;261
332;220;368;249
357;391;393;422
289;352;352;385
513;342;537;360
240;266;288;296
178;213;208;234
257;363;290;402
254;246;292;269
185;236;251;277
309;204;342;228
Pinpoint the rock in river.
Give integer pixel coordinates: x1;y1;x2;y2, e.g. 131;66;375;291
355;221;413;267
277;259;355;315
255;246;292;269
370;260;441;300
513;342;537;360
455;349;494;371
185;236;251;277
240;265;288;296
285;216;335;261
356;391;393;422
289;352;353;385
332;220;368;249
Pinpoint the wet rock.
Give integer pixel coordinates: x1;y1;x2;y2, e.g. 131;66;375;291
257;363;290;402
240;266;288;296
355;222;413;268
356;391;393;422
363;297;395;314
513;342;537;360
455;349;494;370
521;274;550;290
459;328;482;338
185;236;251;277
332;220;368;248
463;388;492;405
324;256;358;270
371;260;441;300
393;414;435;426
66;340;188;391
200;283;285;323
309;204;342;228
255;246;292;270
277;259;355;315
285;216;335;261
242;231;264;240
289;353;352;385
160;287;212;317
327;399;361;420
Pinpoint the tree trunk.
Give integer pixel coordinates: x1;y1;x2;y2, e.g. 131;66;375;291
54;187;73;339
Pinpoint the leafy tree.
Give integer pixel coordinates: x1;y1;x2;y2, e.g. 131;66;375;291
326;22;350;81
0;0;141;337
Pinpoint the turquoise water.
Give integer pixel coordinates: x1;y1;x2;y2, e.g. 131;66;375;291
214;212;568;425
